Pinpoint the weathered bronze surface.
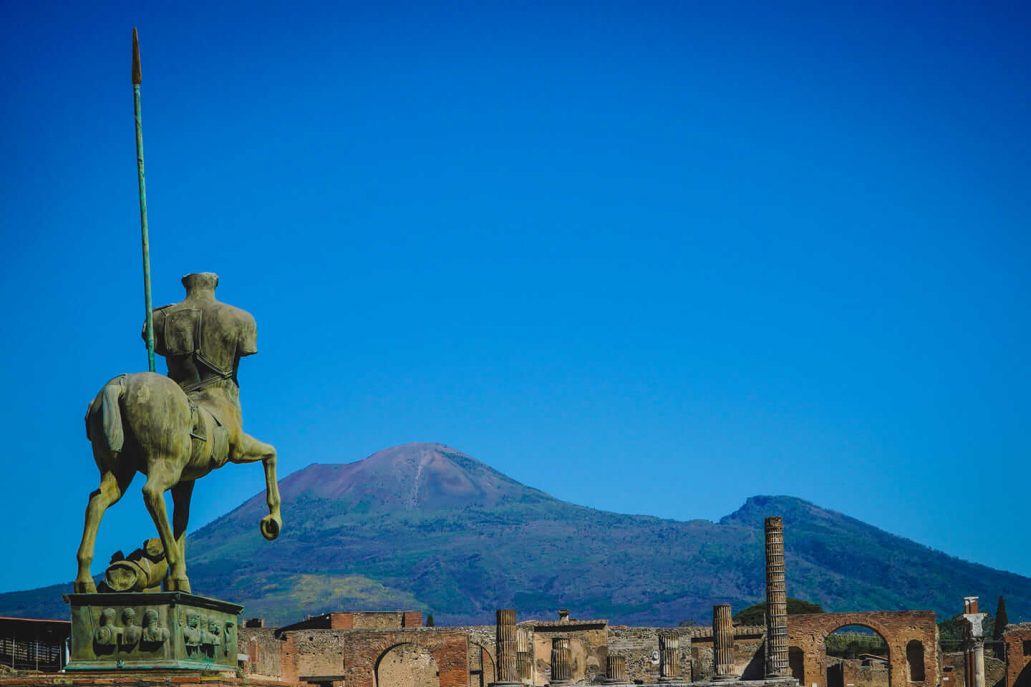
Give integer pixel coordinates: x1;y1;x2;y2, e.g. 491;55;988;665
99;538;168;593
75;273;282;595
64;592;241;672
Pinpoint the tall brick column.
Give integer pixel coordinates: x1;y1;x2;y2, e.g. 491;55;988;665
765;516;789;677
516;625;533;684
606;654;629;684
658;630;681;682
713;604;736;681
551;638;572;685
493;609;520;686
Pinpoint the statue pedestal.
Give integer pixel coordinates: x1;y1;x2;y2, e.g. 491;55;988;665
64;592;242;672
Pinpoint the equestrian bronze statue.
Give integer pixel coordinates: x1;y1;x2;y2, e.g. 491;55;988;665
75;273;282;593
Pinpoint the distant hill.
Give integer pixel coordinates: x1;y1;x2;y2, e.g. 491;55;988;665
4;442;1030;626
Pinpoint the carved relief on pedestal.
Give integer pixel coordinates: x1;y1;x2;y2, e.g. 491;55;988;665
141;608;170;645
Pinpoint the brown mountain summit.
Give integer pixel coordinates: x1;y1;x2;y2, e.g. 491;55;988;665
242;442;552;514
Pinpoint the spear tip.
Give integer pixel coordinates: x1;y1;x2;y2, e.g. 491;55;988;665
132;27;142;85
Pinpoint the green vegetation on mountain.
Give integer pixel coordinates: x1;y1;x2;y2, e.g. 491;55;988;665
732;598;824;625
3;443;1030;626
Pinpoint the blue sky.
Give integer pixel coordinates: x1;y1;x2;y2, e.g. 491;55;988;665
1;1;1029;595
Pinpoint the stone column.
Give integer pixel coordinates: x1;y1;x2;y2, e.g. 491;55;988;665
713;604;736;681
516;626;533;685
658;630;681;682
551;637;572;685
963;598;987;687
765;516;789;678
606;654;629;684
973;639;986;687
493;609;520;686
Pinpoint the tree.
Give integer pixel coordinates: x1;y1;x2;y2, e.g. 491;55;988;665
733;598;824;625
994;597;1008;640
425;614;435;627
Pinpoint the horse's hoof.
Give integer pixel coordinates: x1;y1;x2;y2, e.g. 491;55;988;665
260;514;281;541
73;580;97;594
167;577;191;593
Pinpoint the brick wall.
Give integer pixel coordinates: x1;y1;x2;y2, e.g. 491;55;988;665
241;626;284;679
276;610;421;633
1004;624;1031;687
278;628;467;687
450;626;497;686
788;611;939;687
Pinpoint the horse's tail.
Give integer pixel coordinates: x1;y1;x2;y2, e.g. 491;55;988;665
85;375;127;453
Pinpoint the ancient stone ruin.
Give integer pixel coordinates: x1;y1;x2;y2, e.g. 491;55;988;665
8;517;1018;687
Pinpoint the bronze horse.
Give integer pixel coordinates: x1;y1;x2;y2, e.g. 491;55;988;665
74;274;281;593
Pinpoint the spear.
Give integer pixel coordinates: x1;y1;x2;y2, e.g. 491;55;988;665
132;27;156;372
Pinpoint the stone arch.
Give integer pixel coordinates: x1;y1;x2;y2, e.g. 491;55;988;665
374;642;440;687
468;641;496;687
787;612;938;687
906;640;925;682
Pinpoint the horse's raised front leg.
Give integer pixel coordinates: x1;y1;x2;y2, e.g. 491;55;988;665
141;466;190;593
171;480;195;564
230;433;282;540
75;468;133;593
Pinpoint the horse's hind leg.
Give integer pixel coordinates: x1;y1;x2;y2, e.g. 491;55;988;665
141;467;190;593
230;433;282;541
171;480;195;564
75;467;133;592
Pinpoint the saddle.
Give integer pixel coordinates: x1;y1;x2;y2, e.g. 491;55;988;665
188;399;230;468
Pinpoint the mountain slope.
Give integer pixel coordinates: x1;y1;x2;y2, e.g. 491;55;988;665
3;443;1029;626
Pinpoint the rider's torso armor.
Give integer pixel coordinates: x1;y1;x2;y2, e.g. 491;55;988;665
148;291;256;469
152;298;257;393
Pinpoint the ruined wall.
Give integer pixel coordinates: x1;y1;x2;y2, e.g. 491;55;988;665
788;611;939;687
824;656;890;687
0;675;295;687
240;610;941;687
1004;624;1031;687
606;625;764;684
607;626;666;682
240;626;283;679
273;628;467;687
942;652;1006;687
448;626;496;687
277;611;422;632
686;624;766;681
377;643;440;687
529;619;607;685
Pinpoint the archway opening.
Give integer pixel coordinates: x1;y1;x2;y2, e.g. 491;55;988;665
905;640;925;682
374;643;440;687
789;647;805;682
825;625;889;687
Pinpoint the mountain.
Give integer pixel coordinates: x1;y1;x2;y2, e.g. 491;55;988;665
4;442;1030;626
